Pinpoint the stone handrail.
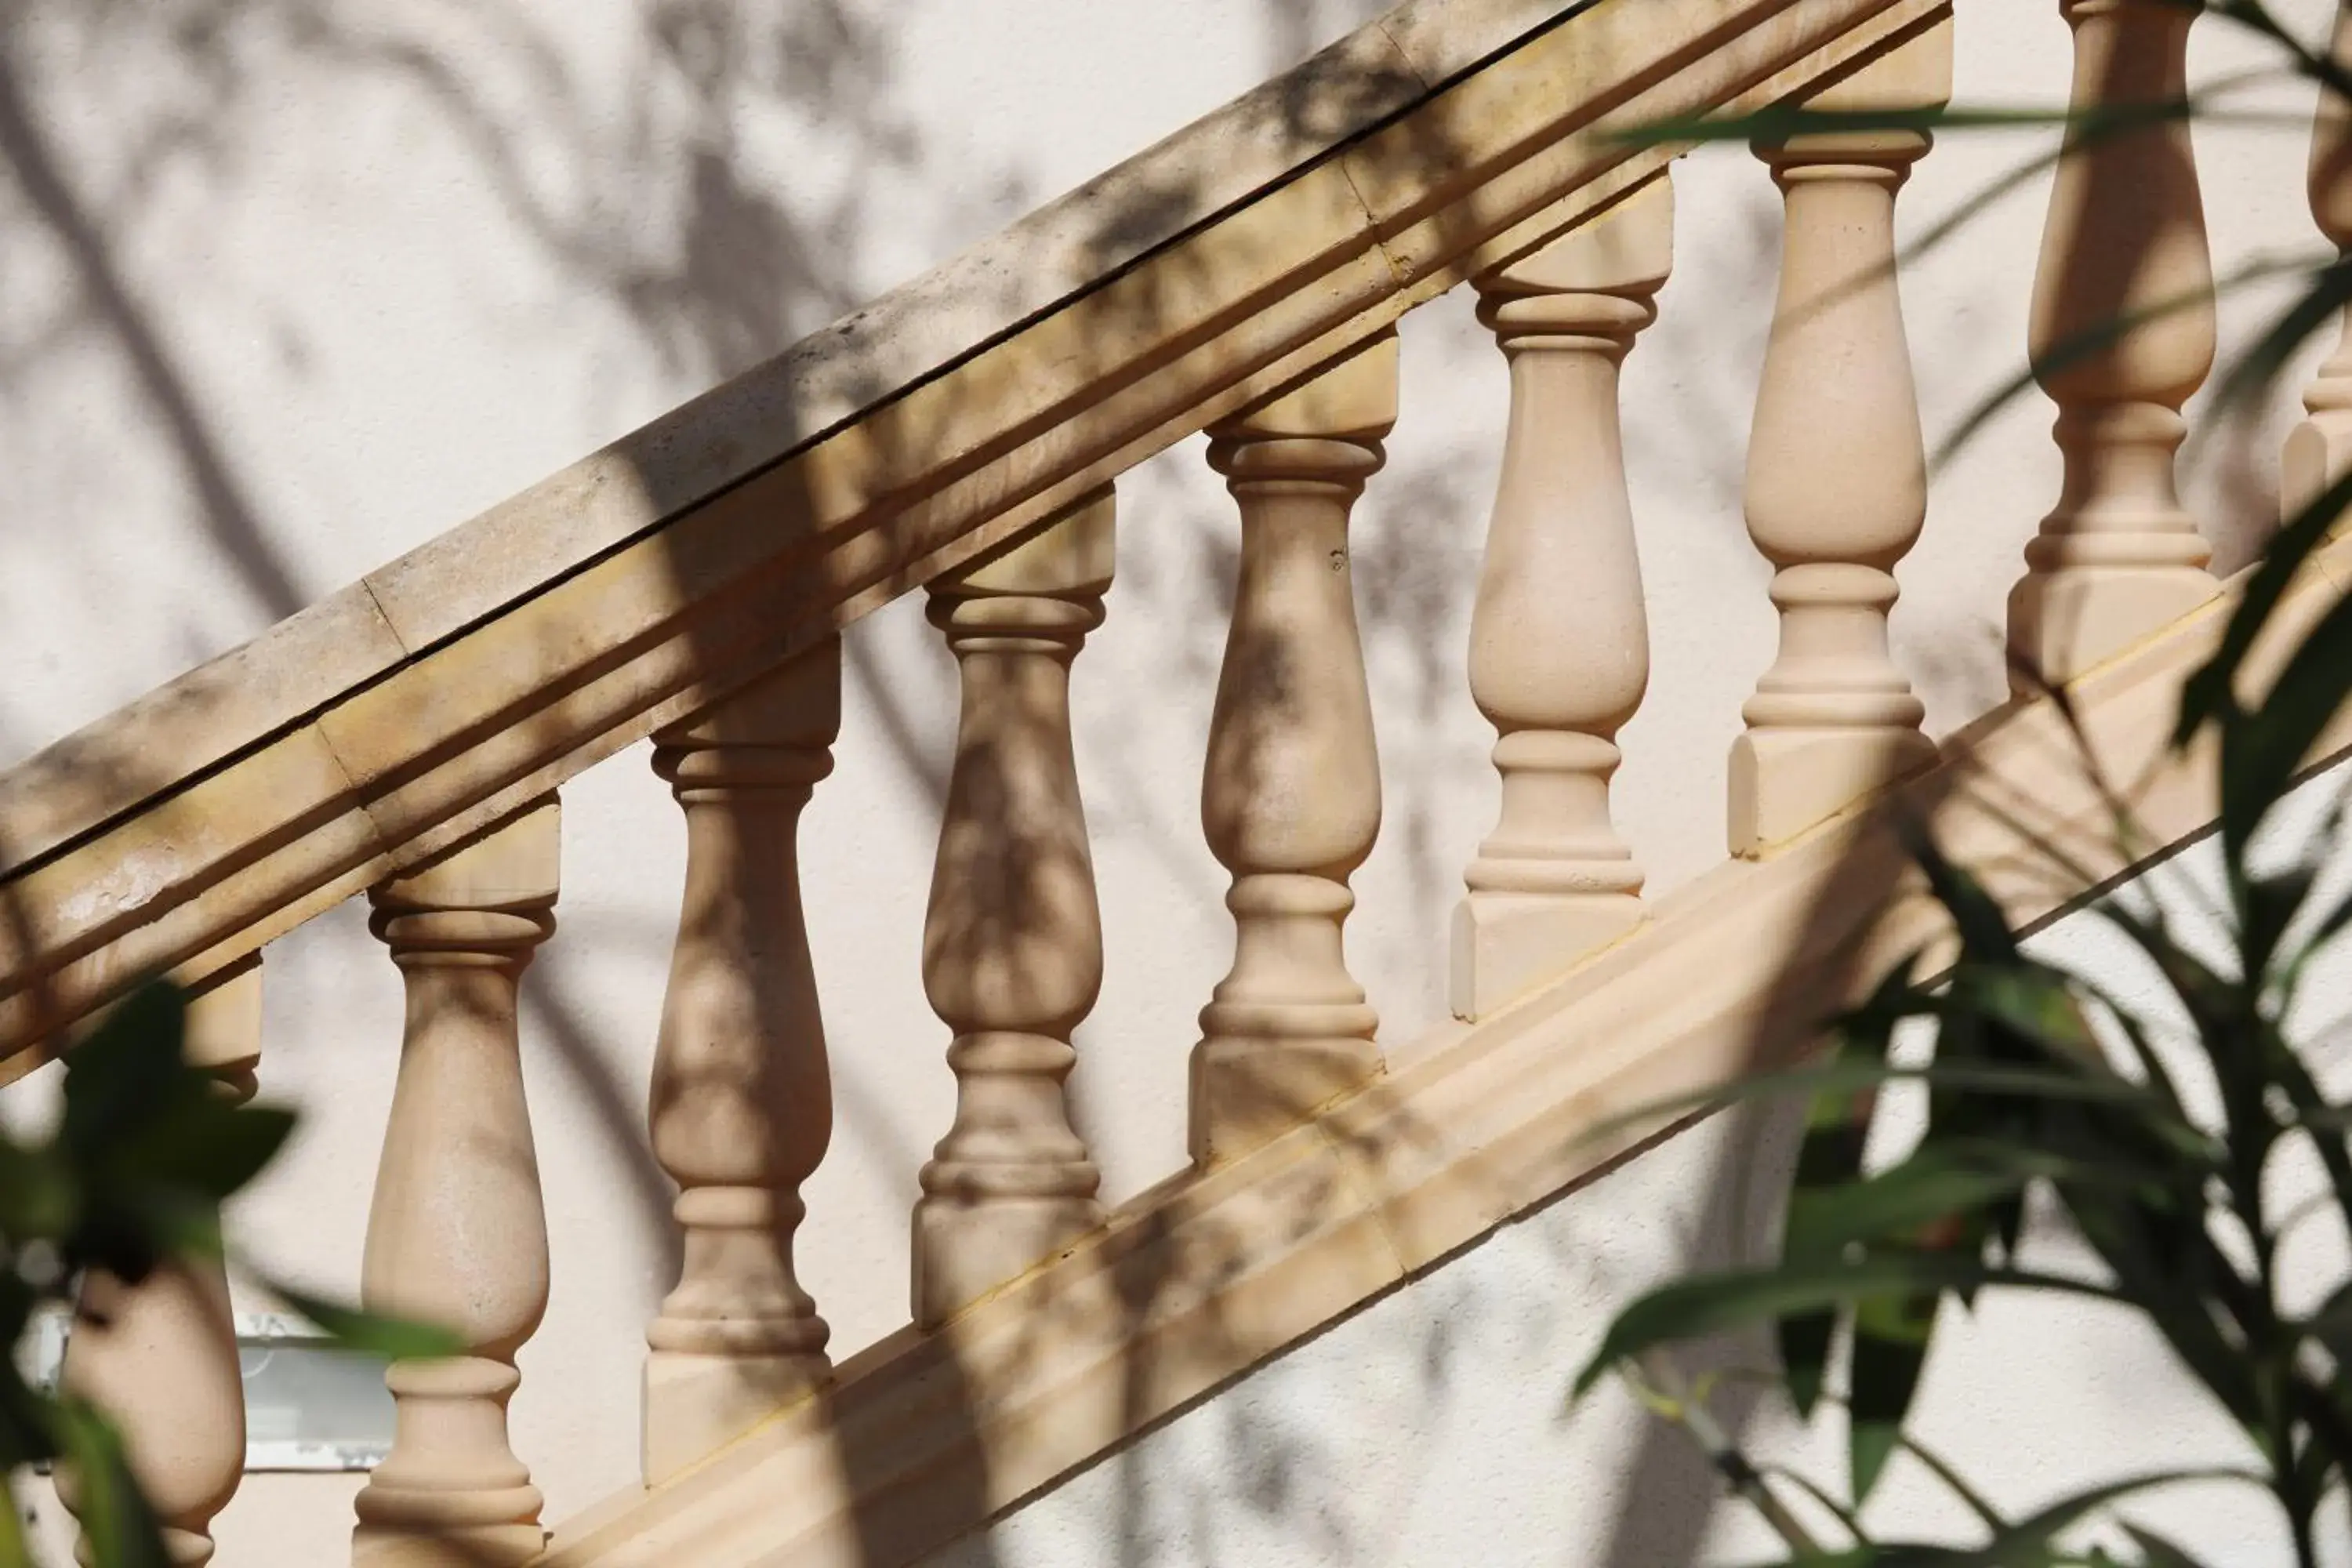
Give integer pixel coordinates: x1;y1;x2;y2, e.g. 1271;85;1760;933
0;0;1941;1055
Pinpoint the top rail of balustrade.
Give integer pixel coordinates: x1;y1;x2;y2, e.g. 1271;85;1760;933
0;0;1946;1055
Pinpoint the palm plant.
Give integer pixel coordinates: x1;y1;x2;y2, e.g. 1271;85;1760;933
1578;3;2352;1562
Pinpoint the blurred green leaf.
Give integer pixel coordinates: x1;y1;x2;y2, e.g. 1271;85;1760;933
0;1138;77;1242
1898;1432;2009;1534
53;1399;166;1568
1575;1254;2118;1399
0;1275;53;1474
258;1279;466;1363
1712;1470;2260;1567
1954;1470;2262;1567
1586;1055;2183;1155
2262;1031;2352;1244
114;1102;295;1205
2217;586;2352;869
1849;1294;1933;1505
1781;962;1915;1419
0;971;419;1564
2241;864;2320;993
2179;463;2352;749
0;1487;26;1568
58;984;193;1163
1942;964;2099;1059
2118;1523;2213;1568
1780;1139;2187;1271
1784;1159;2019;1263
2298;1279;2352;1363
1759;1461;1867;1546
1904;826;2021;964
1778;1304;1838;1428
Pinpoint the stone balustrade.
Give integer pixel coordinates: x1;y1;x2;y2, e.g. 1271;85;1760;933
913;491;1115;1326
1730;19;1947;858
643;646;841;1483
1193;335;1397;1165
354;798;561;1567
1453;180;1671;1017
2008;0;2222;682
32;0;2350;1559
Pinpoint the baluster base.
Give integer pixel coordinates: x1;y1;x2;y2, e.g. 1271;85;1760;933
1728;726;1937;858
643;1350;829;1486
1449;890;1642;1021
911;1192;1106;1328
1189;1024;1380;1167
2005;564;2220;690
353;1356;542;1566
352;1521;546;1568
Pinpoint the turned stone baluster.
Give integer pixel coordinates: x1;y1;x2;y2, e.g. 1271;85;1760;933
353;797;558;1568
2285;2;2352;524
1453;180;1672;1019
643;640;839;1483
1192;332;1394;1167
1730;20;1949;858
2009;0;2220;684
912;492;1114;1327
58;956;260;1568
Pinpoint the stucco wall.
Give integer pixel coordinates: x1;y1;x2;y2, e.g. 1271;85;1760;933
0;0;2342;1561
922;780;2352;1567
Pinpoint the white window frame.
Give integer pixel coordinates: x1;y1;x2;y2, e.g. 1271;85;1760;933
23;1307;393;1474
235;1312;393;1473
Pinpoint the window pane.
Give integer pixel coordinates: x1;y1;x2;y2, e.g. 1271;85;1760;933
238;1314;393;1472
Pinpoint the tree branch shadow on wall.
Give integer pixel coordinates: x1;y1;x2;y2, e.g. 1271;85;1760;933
0;0;1452;1561
626;5;1458;1562
0;2;2281;1567
0;21;303;626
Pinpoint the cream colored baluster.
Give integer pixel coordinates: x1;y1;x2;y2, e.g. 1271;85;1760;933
57;956;260;1568
1730;20;1949;858
1453;180;1672;1020
642;640;839;1483
912;492;1113;1327
2285;2;2352;524
2009;0;2220;683
1192;332;1395;1167
353;798;559;1568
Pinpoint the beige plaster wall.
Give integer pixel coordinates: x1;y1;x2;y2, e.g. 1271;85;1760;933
924;770;2352;1568
0;0;2339;1561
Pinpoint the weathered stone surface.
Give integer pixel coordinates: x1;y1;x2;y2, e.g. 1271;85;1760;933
0;0;1951;1061
543;531;2350;1568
